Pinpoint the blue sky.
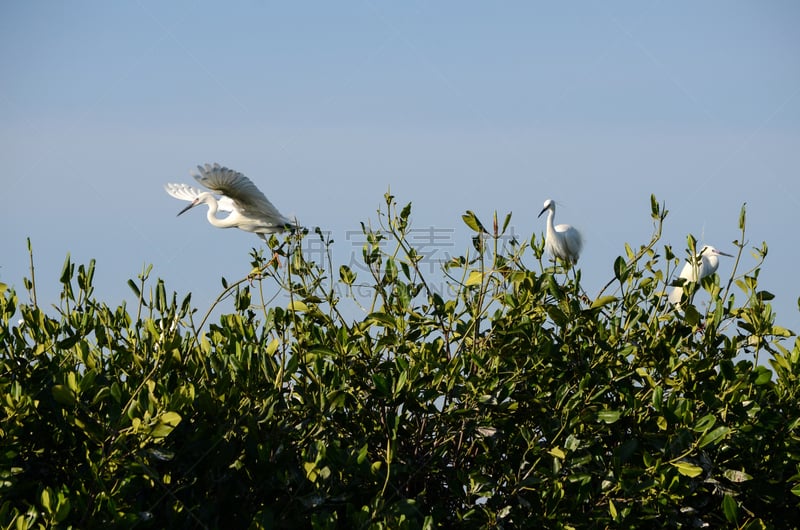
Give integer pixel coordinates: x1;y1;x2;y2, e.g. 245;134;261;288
2;2;799;332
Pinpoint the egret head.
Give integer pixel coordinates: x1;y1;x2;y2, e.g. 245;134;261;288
173;191;217;215
538;199;556;218
699;246;733;258
177;199;201;217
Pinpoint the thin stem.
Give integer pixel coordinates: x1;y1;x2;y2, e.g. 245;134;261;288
26;238;38;307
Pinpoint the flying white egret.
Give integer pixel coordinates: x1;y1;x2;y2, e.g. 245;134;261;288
538;199;583;266
668;245;733;306
165;163;296;241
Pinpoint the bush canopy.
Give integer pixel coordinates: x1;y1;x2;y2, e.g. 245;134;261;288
1;194;799;529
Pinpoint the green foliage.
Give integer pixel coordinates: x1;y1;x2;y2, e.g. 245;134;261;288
2;197;799;528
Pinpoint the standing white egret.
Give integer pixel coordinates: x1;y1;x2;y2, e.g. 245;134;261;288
668;245;733;306
165;163;296;241
538;199;583;266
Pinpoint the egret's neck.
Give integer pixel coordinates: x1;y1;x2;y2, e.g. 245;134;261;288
546;209;556;233
200;195;234;228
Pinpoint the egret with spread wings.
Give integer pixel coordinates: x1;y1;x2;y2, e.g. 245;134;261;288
165;163;296;241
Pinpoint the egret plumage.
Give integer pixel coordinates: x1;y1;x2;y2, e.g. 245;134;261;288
668;245;732;306
538;199;583;266
165;163;296;241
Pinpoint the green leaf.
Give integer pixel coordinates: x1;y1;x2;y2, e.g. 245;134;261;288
150;411;182;438
597;409;621;424
465;271;484;287
384;258;398;283
672;461;703;478
609;499;618;520
60;254;73;284
357;444;369;465
372;374;390;397
683;304;701;326
41;488;52;512
613;256;628;282
591;295;617;309
650;194;659;217
723;469;752;483
652;386;663;411
722;494;739;524
52;385;76;407
501;212;512;234
757;290;775;301
339;265;356;285
367;312;397;329
303;461;318;482
752;366;772;385
771;325;793;337
55;494;71;522
395;370;408;395
547;306;568;327
461;210;485;233
738;203;747;230
127;279;141;298
287;300;308;312
548;447;565;459
110;382;122;403
564;434;580;451
698;426;730;448
693;414;716;432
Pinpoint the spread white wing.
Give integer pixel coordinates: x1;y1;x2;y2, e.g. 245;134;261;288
164;182;235;212
192;163;291;226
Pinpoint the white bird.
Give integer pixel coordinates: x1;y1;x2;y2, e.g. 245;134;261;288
538;199;583;266
668;245;733;306
165;163;296;241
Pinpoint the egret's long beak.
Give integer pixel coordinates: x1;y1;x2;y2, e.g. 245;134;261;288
177;200;199;217
537;207;548;218
716;250;734;257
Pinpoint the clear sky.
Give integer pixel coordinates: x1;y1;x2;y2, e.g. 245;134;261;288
2;2;799;333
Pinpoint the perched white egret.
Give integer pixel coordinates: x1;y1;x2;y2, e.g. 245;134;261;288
668;245;733;306
165;163;296;241
538;199;583;266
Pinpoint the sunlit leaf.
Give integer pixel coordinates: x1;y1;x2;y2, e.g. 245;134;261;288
339;265;356;285
723;469;753;483
462;210;486;233
287;300;308;312
771;325;793;337
150;411;182;438
591;295;617;309
752;366;772;385
672;461;703;478
597;410;621;424
465;271;484;287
